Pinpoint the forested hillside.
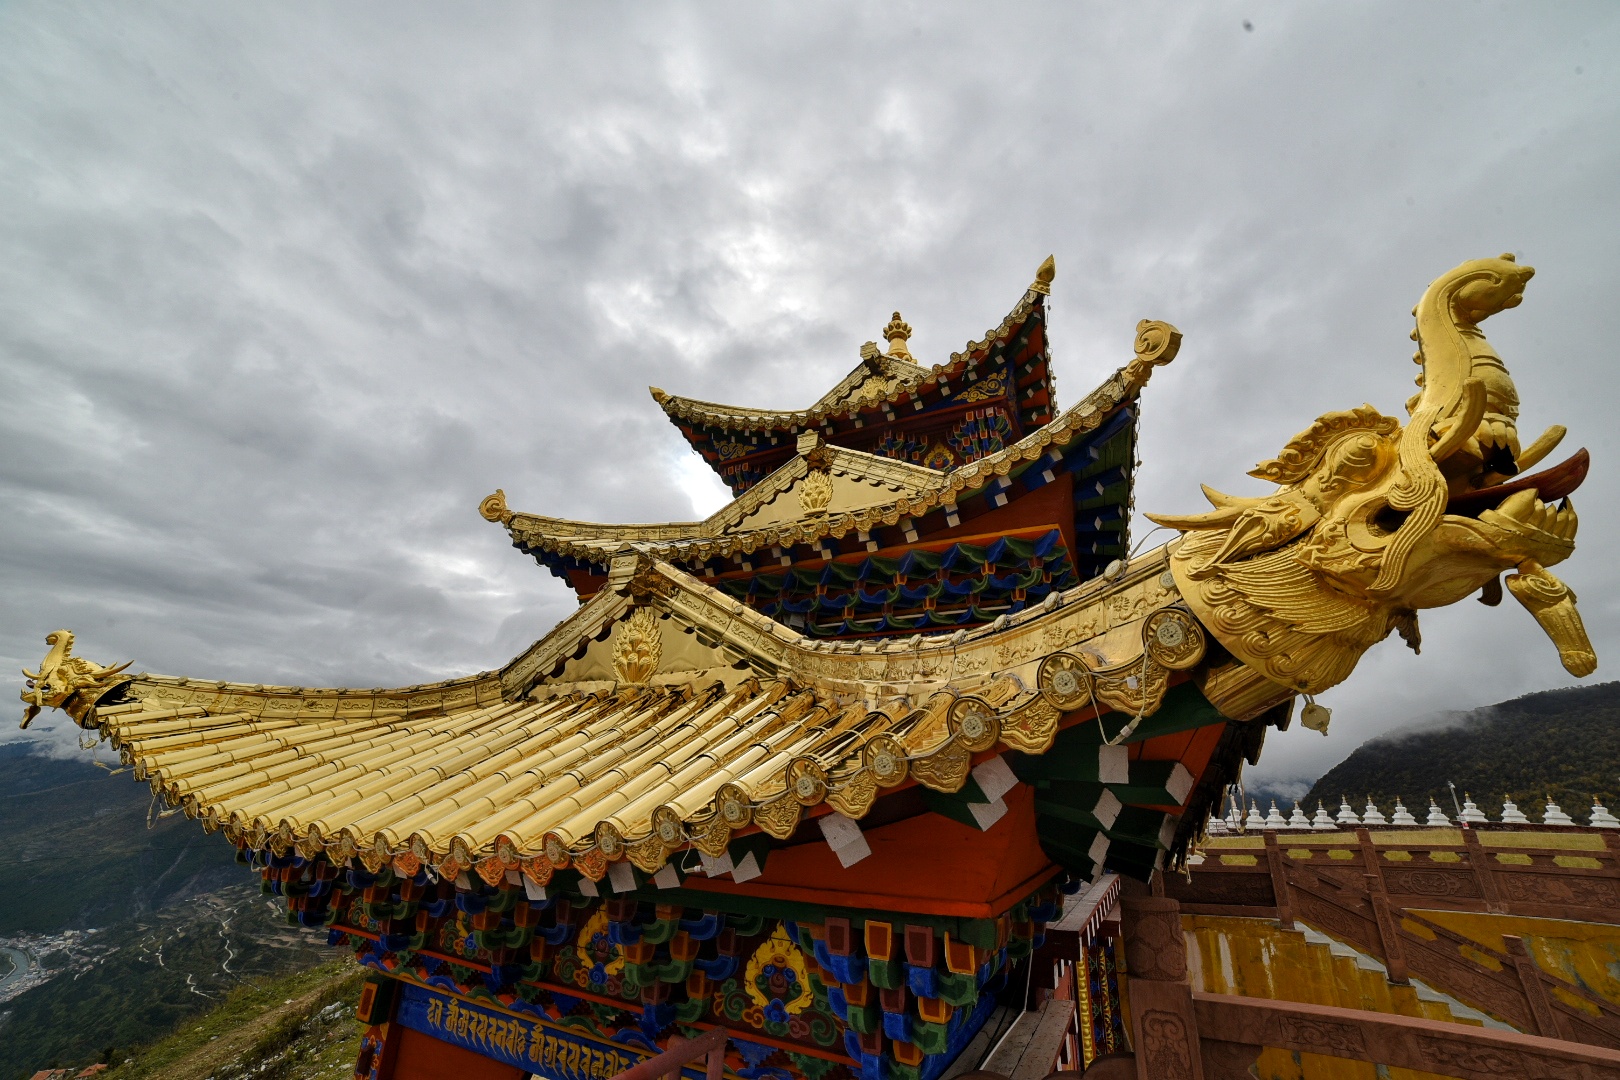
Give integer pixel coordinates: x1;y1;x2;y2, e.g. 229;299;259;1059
0;741;242;933
1302;681;1620;821
0;743;328;1078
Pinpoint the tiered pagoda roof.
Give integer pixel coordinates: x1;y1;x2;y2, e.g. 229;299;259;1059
654;259;1060;496
493;259;1162;637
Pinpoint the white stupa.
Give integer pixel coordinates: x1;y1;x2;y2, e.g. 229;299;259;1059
1206;810;1229;835
1543;797;1574;826
1458;794;1487;825
1362;799;1389;826
1312;802;1336;829
1390;798;1418;827
1589;800;1620;829
1227;803;1243;831
1264;801;1287;830
1288;803;1311;829
1246;802;1265;831
1336;798;1361;826
1500;799;1529;824
1426;800;1451;827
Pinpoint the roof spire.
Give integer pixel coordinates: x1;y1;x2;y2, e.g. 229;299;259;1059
1030;254;1056;295
883;312;914;361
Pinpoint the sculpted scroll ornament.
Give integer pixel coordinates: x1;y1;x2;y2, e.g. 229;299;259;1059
1150;255;1594;696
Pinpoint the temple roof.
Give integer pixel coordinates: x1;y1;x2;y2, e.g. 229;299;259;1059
483;439;942;554
62;543;1235;885
655;260;1061;495
488;318;1177;572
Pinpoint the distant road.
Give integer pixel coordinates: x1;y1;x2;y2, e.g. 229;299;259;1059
0;945;29;994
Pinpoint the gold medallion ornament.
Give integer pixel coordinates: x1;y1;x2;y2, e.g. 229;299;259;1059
612;605;662;684
595;821;625;858
862;734;909;788
716;784;753;828
1142;609;1206;670
1037;652;1093;712
948;696;1001;753
651;805;685;847
786;758;828;805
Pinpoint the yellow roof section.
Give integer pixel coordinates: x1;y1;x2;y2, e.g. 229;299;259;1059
62;543;1225;887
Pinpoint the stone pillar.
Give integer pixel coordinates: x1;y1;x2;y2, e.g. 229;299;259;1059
1121;894;1204;1080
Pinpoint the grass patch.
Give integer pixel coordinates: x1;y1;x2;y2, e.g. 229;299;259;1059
108;957;365;1080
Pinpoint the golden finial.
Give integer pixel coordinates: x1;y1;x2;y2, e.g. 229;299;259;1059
479;489;512;525
1030;255;1056;295
883;312;913;361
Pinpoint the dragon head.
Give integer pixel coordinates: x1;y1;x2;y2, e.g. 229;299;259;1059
19;630;132;728
1150;255;1593;697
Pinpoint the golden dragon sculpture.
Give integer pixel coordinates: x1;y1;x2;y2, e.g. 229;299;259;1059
20;629;131;728
1149;254;1594;699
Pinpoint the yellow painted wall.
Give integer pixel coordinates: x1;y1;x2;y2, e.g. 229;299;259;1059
1182;915;1475;1080
1408;909;1620;1015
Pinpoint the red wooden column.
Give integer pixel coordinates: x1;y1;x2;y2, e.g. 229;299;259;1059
1121;893;1205;1080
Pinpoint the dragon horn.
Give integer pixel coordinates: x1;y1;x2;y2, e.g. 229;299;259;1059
1201;484;1270;509
1145;506;1246;531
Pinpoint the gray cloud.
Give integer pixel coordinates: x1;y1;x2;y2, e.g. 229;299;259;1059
3;2;1617;787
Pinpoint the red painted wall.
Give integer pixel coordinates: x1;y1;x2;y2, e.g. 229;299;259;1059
387;1025;527;1080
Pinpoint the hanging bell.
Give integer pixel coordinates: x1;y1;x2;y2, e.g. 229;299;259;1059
1301;702;1331;735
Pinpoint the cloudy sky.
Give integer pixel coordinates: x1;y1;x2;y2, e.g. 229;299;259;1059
3;3;1616;790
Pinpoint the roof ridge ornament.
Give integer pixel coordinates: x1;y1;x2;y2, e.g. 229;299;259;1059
20;630;132;728
883;311;914;361
1030;254;1056;296
796;432;834;516
478;489;513;525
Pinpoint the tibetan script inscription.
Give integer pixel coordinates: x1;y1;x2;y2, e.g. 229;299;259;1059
395;984;709;1080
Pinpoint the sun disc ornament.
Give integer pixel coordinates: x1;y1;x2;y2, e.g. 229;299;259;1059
1038;652;1093;711
786;758;828;805
717;784;753;827
1143;608;1205;669
595;821;624;858
948;696;1001;752
862;734;909;787
653;807;684;846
